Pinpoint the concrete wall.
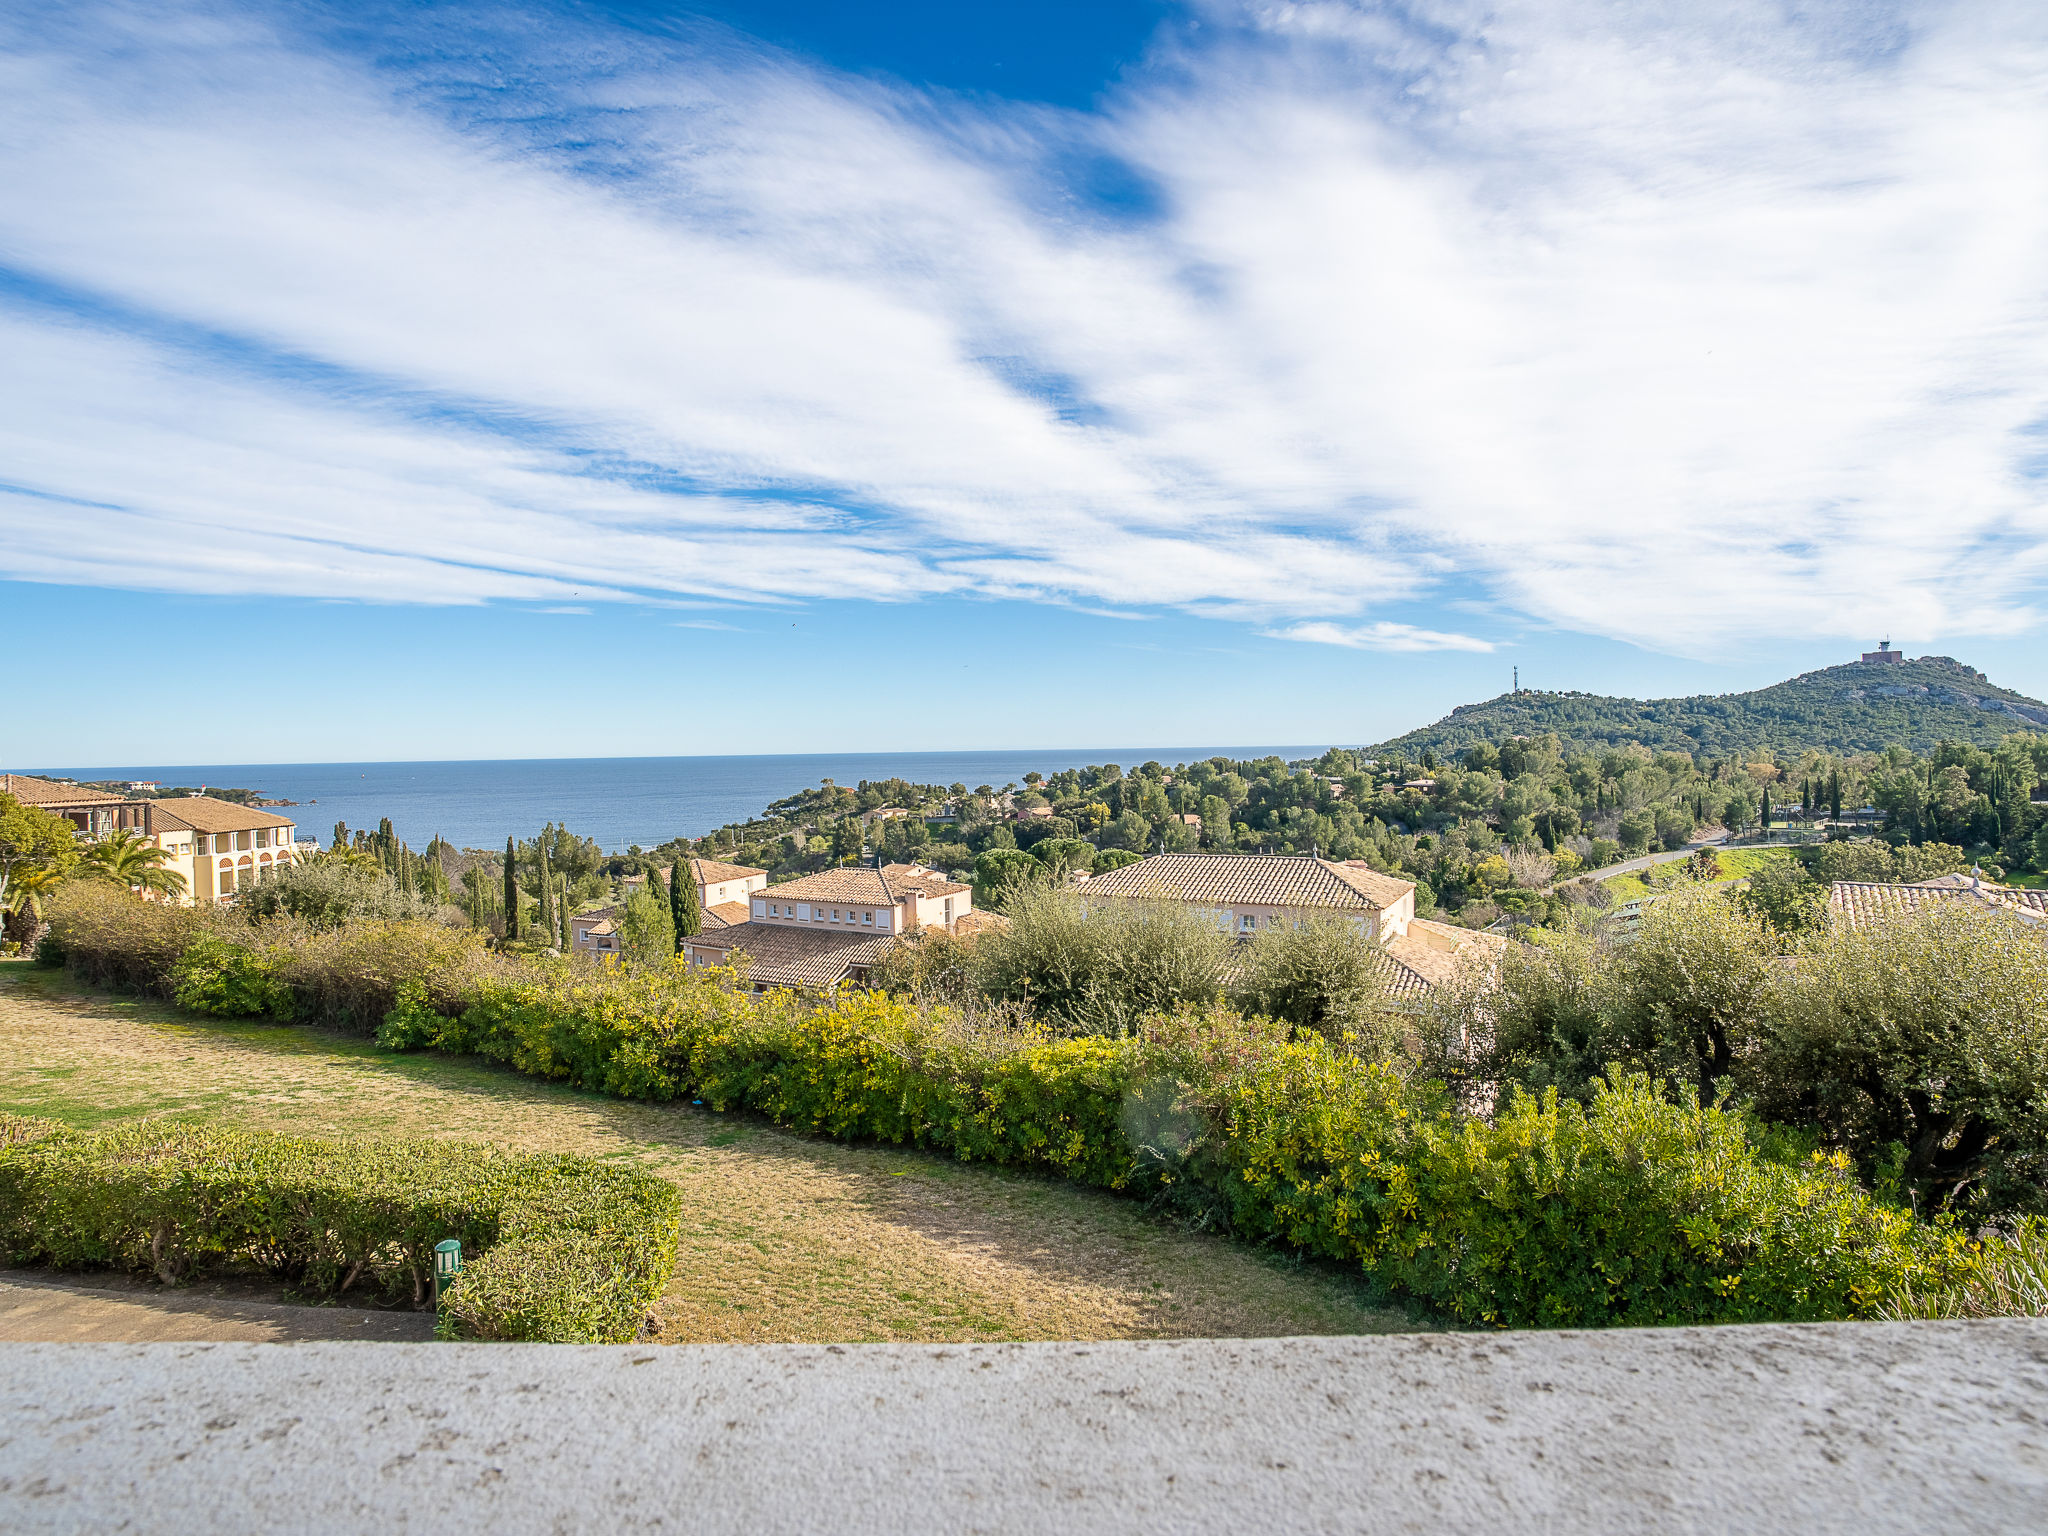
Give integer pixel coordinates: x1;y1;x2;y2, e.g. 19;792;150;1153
2;1320;2041;1534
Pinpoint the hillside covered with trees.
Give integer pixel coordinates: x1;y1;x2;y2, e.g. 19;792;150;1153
1373;655;2048;758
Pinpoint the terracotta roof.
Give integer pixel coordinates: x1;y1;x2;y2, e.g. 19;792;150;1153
146;797;296;834
683;922;896;989
1382;922;1505;1001
765;863;969;906
703;900;752;928
766;867;902;904
1829;878;2047;930
688;857;766;885
948;909;1012;938
880;863;971;899
1082;854;1414;913
0;774;126;808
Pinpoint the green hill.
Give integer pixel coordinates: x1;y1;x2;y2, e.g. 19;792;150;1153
1373;655;2048;760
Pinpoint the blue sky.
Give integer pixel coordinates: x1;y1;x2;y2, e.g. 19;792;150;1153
6;0;2048;765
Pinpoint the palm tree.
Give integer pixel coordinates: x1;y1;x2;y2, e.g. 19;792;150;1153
79;830;187;899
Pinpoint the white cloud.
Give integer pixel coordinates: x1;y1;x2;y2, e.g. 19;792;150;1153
1266;620;1495;653
1;0;2045;655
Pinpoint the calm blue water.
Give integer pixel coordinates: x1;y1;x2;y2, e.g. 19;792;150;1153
26;748;1329;852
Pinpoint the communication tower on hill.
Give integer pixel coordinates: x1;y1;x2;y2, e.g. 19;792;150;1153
1860;639;1903;664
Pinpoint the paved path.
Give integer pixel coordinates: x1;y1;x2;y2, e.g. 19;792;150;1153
0;1271;437;1343
1543;832;1729;894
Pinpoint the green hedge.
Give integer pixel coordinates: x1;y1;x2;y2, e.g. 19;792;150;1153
41;888;1978;1328
375;970;1968;1327
0;1113;680;1342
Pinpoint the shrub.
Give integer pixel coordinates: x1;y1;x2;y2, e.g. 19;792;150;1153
1480;894;1773;1109
1218;1061;1961;1327
236;858;445;929
47;899;1993;1330
43;881;204;995
1803;840;1968;885
1753;902;2048;1214
270;920;506;1033
971;886;1230;1035
1229;913;1398;1053
0;1115;679;1342
170;934;293;1018
1881;1219;2048;1319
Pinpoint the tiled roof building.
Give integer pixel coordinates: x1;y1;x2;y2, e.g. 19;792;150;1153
1081;853;1417;937
1077;852;1500;999
0;774;300;905
681;861;978;991
1828;874;2047;931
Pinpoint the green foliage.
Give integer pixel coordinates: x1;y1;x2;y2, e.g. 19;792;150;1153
238;857;443;929
49;890;2015;1329
671;861;698;941
1735;859;1827;935
1229;914;1398;1052
1484;895;1774;1108
0;793;80;914
973;847;1042;909
1093;848;1145;873
1881;1219;2048;1319
42;880;203;994
969;886;1230;1035
1617;807;1656;854
1219;1061;1960;1327
1802;840;1968;884
1374;655;2048;758
617;886;675;967
0;1116;678;1342
1750;903;2048;1214
170;934;292;1018
76;829;187;900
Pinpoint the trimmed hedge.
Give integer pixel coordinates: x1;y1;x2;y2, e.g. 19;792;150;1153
0;1113;680;1342
40;888;1979;1328
375;968;1968;1327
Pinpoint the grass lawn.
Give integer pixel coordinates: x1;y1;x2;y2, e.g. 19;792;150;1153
0;959;1417;1345
1596;846;1796;907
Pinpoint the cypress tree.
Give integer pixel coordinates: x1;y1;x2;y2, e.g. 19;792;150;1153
503;836;520;941
1828;769;1843;823
673;858;701;941
537;836;555;944
1760;786;1772;839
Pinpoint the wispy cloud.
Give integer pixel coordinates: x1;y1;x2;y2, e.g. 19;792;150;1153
1266;621;1495;654
671;618;744;631
2;1;2045;655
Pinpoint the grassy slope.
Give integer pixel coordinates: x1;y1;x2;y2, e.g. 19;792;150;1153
1374;656;2048;759
0;960;1415;1344
1595;847;1794;906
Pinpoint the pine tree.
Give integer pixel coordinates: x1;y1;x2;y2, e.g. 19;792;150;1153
673;858;701;940
503;836;520;941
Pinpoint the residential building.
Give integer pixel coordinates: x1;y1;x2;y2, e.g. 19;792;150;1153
1076;852;1492;997
572;857;769;961
680;862;975;990
0;774;298;904
1827;872;2047;932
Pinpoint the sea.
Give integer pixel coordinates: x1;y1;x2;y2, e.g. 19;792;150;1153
27;748;1331;853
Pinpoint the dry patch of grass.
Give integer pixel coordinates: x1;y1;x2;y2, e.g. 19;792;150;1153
0;961;1417;1344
